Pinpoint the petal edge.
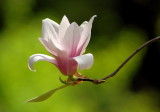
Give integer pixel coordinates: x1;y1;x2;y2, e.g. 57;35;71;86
73;53;94;70
28;54;57;71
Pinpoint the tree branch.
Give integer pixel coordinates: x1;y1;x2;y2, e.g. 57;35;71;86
77;36;160;84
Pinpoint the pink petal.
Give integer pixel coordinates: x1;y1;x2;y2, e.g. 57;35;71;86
77;15;97;55
73;53;94;70
59;15;70;41
56;57;78;75
28;54;57;71
62;22;81;58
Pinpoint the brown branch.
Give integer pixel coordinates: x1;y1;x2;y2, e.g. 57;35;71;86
77;36;160;84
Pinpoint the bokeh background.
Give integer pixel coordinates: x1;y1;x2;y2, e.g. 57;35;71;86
0;0;160;112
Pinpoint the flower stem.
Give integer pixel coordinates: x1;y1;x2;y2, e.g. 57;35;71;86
77;36;160;84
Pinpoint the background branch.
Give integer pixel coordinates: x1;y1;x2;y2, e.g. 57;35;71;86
77;36;160;84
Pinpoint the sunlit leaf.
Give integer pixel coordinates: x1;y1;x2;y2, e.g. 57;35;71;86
26;84;70;102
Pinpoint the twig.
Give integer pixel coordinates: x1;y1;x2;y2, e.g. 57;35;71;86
77;36;160;84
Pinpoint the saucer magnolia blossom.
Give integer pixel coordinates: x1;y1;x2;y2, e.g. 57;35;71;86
28;15;96;75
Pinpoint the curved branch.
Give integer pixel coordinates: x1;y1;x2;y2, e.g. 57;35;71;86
77;36;160;84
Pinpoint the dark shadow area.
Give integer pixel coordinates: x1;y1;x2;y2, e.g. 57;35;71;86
118;0;160;92
0;0;5;32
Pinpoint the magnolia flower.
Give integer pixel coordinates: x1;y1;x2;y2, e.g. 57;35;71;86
28;15;96;76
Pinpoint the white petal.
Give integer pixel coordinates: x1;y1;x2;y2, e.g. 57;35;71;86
73;53;94;70
59;15;70;41
42;19;58;43
44;18;60;34
77;15;97;54
80;21;88;32
40;19;64;56
28;54;57;71
62;22;81;57
39;38;58;56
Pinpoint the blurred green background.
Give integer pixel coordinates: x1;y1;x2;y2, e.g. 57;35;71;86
0;0;160;112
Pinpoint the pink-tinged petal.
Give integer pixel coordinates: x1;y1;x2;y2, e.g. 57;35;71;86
62;22;81;57
39;38;58;57
73;53;94;70
44;18;60;34
77;15;97;55
28;54;57;71
42;19;58;43
59;15;70;41
56;57;78;75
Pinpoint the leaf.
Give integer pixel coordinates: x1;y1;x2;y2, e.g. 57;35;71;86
26;84;70;102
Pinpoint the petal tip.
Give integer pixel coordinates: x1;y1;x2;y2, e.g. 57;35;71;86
93;15;97;18
62;15;69;22
90;15;97;22
31;69;36;72
94;15;97;17
28;64;37;72
63;15;68;19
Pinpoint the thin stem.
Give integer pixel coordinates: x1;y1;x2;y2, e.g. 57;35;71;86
101;36;160;80
77;36;160;84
